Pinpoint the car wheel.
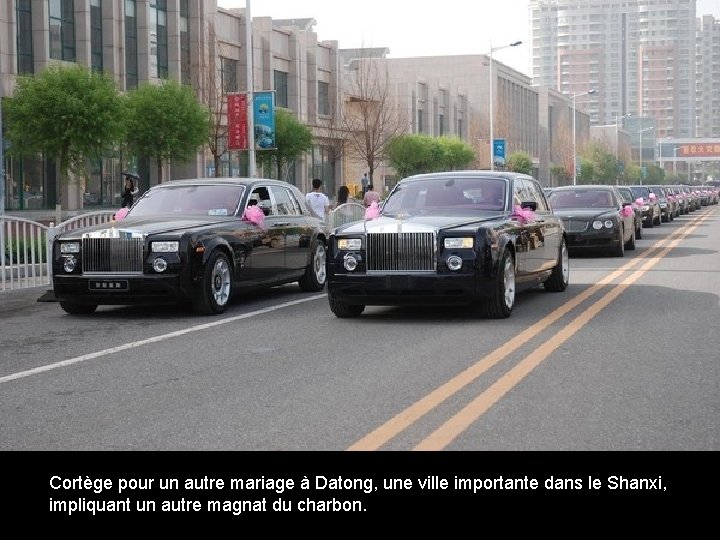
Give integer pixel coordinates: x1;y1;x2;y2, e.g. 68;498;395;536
328;297;365;318
544;238;569;292
482;250;515;318
654;213;661;226
625;225;636;250
613;228;625;257
298;239;327;292
59;302;97;315
193;250;232;315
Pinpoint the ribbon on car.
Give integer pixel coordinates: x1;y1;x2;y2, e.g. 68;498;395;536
364;201;380;219
114;208;129;221
649;193;657;200
242;205;265;227
635;197;644;206
511;205;535;224
620;205;634;217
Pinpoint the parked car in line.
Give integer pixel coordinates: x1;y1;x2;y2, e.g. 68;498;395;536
327;171;569;319
545;185;636;257
52;178;329;315
628;185;662;227
646;185;675;222
615;186;643;240
666;185;688;216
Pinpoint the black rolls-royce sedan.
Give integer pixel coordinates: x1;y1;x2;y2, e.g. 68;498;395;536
52;179;328;315
327;171;569;318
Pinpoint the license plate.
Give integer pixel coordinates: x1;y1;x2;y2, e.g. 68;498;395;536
89;280;129;292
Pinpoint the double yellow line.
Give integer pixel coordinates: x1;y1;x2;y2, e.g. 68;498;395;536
348;209;716;451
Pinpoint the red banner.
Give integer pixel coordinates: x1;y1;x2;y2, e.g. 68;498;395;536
227;93;247;150
679;143;720;158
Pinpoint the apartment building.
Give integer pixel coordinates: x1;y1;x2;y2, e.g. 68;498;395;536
0;1;341;212
696;15;720;138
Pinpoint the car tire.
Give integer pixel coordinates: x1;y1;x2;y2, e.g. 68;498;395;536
59;302;97;315
328;297;365;318
544;238;569;292
613;229;625;257
298;239;327;292
482;250;515;318
625;225;636;250
193;250;232;315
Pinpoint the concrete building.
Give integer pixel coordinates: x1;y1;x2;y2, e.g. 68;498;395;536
1;1;342;213
530;0;698;138
696;15;720;138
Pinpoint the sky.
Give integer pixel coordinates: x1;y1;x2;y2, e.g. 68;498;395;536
218;0;720;77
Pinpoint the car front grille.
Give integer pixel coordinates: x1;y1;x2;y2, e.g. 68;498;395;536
562;219;588;233
366;232;436;273
82;238;144;274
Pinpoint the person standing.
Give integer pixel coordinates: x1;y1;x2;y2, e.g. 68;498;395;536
121;177;136;208
337;185;350;206
306;178;330;220
360;173;369;195
363;184;381;207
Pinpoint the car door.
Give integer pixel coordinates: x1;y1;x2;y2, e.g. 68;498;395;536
611;189;634;242
512;178;546;275
269;185;309;272
245;184;287;281
527;178;560;272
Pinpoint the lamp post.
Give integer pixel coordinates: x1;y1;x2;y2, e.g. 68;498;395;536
245;0;256;177
572;89;598;185
637;126;653;185
673;147;679;177
488;40;522;171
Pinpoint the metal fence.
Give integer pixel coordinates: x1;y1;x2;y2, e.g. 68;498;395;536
1;210;116;292
328;203;366;229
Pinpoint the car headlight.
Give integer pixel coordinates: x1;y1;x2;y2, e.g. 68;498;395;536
444;238;473;249
337;238;362;251
642;205;649;211
592;221;603;230
60;242;80;253
151;241;179;252
604;220;614;229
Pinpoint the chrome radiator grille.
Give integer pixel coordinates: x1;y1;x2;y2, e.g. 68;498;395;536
562;219;589;233
366;232;436;272
82;238;144;274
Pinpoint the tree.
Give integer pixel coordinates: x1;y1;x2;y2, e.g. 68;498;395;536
507;152;533;174
342;55;407;182
124;80;208;183
437;137;476;171
385;134;475;178
580;141;619;184
256;108;313;181
4;64;124;206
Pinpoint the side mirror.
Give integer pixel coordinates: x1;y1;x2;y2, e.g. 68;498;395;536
520;201;537;211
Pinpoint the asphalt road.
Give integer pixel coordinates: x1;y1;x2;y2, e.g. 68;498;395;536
1;205;718;451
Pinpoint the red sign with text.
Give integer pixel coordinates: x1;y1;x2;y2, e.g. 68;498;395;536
679;143;720;158
227;93;248;150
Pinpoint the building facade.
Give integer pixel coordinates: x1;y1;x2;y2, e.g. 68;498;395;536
1;1;341;213
696;15;720;138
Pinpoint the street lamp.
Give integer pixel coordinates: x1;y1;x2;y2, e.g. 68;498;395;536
637;126;653;185
488;40;522;171
572;89;598;185
673;147;679;176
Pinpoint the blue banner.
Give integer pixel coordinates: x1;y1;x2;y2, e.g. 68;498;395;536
493;139;506;165
253;91;276;150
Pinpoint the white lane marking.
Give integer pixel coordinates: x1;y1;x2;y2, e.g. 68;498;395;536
0;294;326;385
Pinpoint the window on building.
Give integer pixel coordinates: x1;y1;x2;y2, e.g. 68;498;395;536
151;0;168;78
49;0;76;62
16;0;33;74
222;58;238;93
90;0;102;72
125;0;138;89
180;0;191;85
318;81;330;116
274;71;288;108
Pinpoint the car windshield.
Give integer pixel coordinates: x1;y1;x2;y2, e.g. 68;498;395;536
548;189;615;209
380;177;508;217
128;185;245;217
630;186;650;199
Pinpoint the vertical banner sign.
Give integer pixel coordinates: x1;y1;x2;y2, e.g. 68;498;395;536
253;91;276;150
493;138;506;167
226;93;248;150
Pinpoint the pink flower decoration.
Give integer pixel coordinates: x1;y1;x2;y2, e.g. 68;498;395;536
512;205;536;224
114;208;129;220
364;201;380;219
649;193;657;200
635;197;644;205
620;206;634;217
242;205;265;227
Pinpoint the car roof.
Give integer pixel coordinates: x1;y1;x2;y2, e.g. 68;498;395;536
150;178;293;189
549;185;616;190
400;170;532;183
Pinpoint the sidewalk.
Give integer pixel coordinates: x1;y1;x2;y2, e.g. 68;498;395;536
0;286;55;315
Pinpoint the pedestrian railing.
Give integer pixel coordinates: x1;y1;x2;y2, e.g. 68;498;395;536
328;203;366;229
1;210;116;292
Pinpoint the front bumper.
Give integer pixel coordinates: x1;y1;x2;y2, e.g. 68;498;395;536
565;229;622;251
53;273;194;305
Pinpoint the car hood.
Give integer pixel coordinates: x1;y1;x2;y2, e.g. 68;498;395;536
57;215;236;239
334;213;505;235
552;209;618;220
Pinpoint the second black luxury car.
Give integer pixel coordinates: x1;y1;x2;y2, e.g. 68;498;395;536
327;171;569;319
